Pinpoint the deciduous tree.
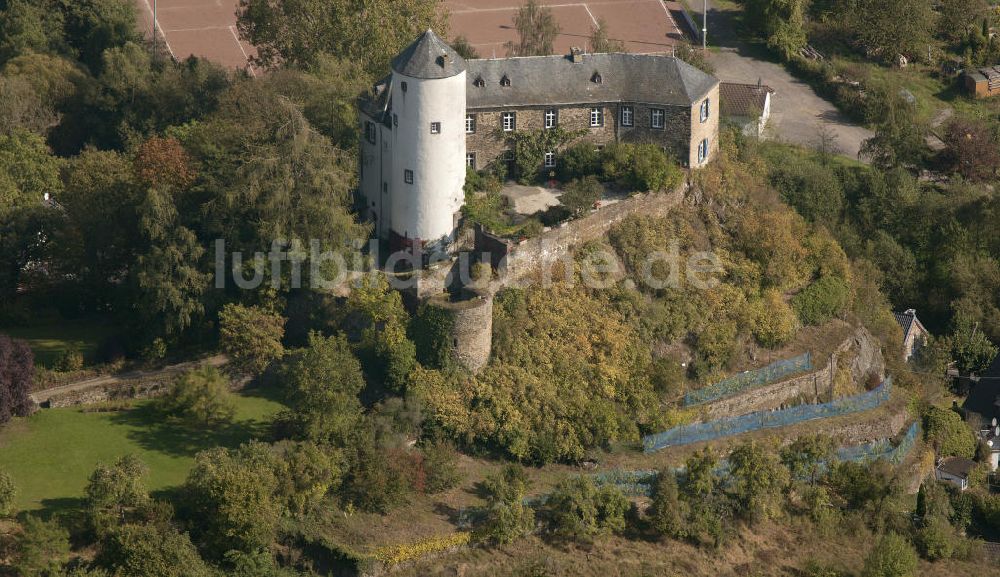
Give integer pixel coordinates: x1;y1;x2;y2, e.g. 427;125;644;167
0;334;34;425
236;0;446;73
219;303;286;377
506;0;560;57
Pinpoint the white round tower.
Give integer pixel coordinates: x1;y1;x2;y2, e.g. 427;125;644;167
388;30;467;252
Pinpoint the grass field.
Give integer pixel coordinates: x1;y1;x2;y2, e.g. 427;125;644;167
0;388;285;513
3;317;119;368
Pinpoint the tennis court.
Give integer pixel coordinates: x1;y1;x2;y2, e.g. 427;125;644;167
131;0;692;73
445;0;691;56
133;0;256;73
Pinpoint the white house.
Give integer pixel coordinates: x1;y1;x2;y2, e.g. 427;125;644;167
719;80;774;138
935;456;977;491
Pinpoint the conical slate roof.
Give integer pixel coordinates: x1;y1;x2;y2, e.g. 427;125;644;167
392;29;467;79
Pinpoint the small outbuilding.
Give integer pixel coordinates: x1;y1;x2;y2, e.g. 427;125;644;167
963;66;1000;99
893;309;929;362
720;80;774;138
935;456;977;491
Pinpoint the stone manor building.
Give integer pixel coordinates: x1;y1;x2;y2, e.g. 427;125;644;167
359;29;720;251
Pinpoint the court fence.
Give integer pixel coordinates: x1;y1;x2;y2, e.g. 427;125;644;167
684;352;814;406
645;377;893;453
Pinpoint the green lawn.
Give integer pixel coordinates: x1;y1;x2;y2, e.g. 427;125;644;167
3;317;119;368
0;388;285;513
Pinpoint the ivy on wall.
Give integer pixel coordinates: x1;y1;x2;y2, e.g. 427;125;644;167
494;127;587;185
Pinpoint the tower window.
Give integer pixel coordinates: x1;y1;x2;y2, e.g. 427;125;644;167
466;114;476;134
404;169;414;184
698;138;710;163
502;112;516;132
365;121;377;144
544;109;557;129
500;75;511;87
430;122;441;134
700;98;710;123
651;108;665;129
544;151;556;168
621;106;633;127
590;107;603;127
466;152;477;169
400;81;407;92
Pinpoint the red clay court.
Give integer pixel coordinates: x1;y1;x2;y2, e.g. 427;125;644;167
131;0;693;72
133;0;256;73
446;0;691;57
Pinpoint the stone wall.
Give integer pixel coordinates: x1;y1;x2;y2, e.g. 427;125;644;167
45;379;172;409
702;326;886;420
478;185;686;284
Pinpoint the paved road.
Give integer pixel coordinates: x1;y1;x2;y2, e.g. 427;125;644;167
30;355;228;406
709;47;874;160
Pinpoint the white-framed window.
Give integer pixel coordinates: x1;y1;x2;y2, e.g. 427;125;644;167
502;111;516;132
404;169;414;184
698;138;709;163
430;122;441;134
466;152;476;169
544;109;557;129
590;107;603;127
700;98;710;123
620;106;633;127
651;108;665;129
466;114;476;134
544;151;556;168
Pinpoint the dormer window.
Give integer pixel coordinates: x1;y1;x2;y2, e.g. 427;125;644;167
500;75;511;87
592;72;602;84
474;76;485;88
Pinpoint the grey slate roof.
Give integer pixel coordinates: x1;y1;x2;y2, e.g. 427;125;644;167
392;29;466;80
937;456;977;479
963;353;1000;423
464;52;718;109
893;309;921;341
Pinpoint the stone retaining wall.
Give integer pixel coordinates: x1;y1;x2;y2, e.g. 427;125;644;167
702;326;886;420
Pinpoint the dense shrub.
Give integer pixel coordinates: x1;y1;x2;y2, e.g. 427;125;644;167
15;516;71;577
414;284;658;463
560;175;602;216
923;406;976;459
422;439;463;494
154;366;237;428
0;334;34;425
861;533;918;577
181;442;283;559
218;303;286;377
557;143;601;181
792;275;851;325
543;476;628;541
473;465;535;545
0;470;15;517
629;143;682;192
98;523;213;577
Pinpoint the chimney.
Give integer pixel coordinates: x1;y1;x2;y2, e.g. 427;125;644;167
905;308;916;316
570;47;584;63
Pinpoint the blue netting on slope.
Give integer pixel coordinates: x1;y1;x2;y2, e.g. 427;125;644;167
595;419;918;498
685;352;814;406
645;377;893;453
